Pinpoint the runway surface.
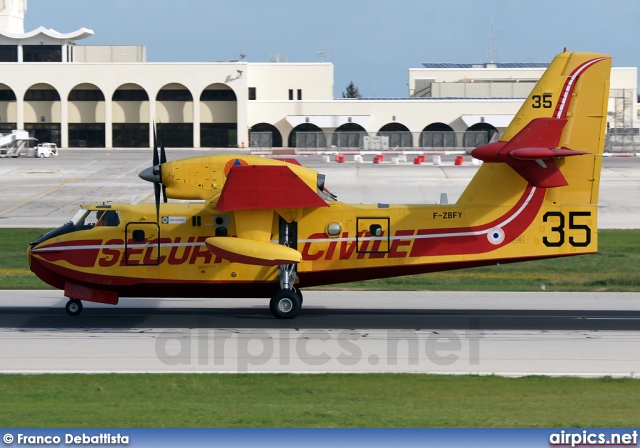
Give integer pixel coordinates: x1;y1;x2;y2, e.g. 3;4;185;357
1;290;639;376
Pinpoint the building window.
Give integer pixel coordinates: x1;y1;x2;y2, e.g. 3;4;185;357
289;89;294;101
156;90;193;101
112;123;149;148
68;90;105;101
24;90;61;101
0;90;16;101
0;45;17;62
297;89;302;100
69;123;106;148
200;90;237;101
112;90;149;101
248;87;257;100
24;123;61;146
23;45;62;63
201;123;238;148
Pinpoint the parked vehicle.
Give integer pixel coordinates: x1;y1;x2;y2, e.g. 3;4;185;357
0;130;35;158
35;143;58;158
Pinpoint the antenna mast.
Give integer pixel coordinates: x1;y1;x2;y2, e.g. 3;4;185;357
487;17;499;64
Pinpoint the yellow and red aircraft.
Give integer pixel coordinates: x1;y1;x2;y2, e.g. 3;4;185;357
28;50;611;319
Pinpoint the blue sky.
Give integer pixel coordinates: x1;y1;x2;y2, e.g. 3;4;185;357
26;0;640;98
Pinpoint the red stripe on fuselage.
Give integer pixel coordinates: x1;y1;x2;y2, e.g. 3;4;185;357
410;186;545;257
32;239;103;268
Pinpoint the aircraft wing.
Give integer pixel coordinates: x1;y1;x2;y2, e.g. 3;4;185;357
216;164;329;212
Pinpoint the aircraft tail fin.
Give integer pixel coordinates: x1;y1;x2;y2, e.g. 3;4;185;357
462;51;611;206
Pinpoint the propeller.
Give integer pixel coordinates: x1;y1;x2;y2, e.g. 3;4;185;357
160;128;167;203
139;123;167;223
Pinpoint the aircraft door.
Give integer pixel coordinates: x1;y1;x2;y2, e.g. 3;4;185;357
125;222;161;266
357;217;390;254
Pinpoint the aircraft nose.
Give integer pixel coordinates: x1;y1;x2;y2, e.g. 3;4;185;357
139;166;161;183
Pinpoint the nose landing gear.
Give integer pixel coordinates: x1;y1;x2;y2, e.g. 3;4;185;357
65;298;83;316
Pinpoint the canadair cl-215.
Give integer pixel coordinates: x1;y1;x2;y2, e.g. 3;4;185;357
28;51;611;319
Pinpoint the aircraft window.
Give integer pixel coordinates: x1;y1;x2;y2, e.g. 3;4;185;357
215;226;228;237
370;224;383;237
82;211;101;227
132;230;146;242
71;210;100;228
326;222;342;237
97;210;120;227
70;209;87;225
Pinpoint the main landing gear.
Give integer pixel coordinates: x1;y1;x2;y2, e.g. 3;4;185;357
65;298;83;316
270;263;303;319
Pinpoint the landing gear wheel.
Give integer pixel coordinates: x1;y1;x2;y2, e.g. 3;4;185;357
293;287;303;304
65;299;83;316
270;289;302;319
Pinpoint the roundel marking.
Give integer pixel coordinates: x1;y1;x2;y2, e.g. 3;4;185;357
487;227;505;245
224;158;249;177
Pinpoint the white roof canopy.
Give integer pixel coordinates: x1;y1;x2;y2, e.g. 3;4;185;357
0;26;94;43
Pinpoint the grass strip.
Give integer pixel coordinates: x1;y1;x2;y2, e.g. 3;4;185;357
0;374;638;427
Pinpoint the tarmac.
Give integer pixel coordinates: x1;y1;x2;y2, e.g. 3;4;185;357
1;290;639;376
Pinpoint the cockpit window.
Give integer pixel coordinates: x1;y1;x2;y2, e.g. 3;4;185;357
72;210;100;227
71;209;120;228
30;208;121;248
97;210;120;227
70;209;87;225
82;211;100;227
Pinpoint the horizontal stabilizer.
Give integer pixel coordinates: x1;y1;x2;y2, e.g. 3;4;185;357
471;117;587;187
510;147;588;160
217;165;328;211
499;117;567;155
205;237;302;266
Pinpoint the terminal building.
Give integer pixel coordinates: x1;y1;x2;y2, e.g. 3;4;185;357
0;1;637;150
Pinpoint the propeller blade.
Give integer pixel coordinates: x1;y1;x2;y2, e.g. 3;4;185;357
160;129;167;164
153;123;159;168
154;182;161;224
158;125;167;203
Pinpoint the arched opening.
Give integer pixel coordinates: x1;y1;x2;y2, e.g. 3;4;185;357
332;123;366;149
420;122;455;148
200;83;237;148
0;83;17;134
288;123;325;148
24;83;61;146
464;122;499;148
112;83;149;148
250;123;283;148
157;83;193;147
68;83;105;147
378;122;412;148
